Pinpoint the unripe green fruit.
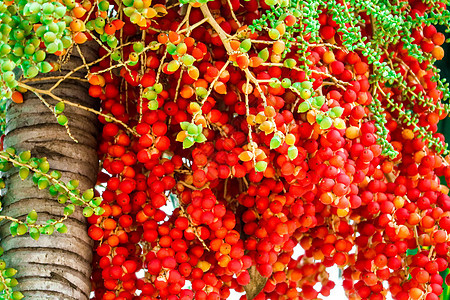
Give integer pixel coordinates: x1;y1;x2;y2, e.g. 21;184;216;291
16;224;27;235
46;42;58;54
42;3;55;15
301;81;313;90
98;0;110;11
95;17;106;28
33;50;46;62
1;61;15;72
297;101;311;113
12;29;24;40
107;36;119;48
133;42;144;53
0;44;11;56
281;78;291;88
12;44;23;57
300;88;311;100
54;6;67;18
239;39;251;52
24;66;38;78
83;206;94;217
268;28;280;40
61;36;72;48
181;54;194;66
28;2;41;14
43;31;57;43
111;49;121;61
3;71;14;83
57;115;68;126
148;100;158;110
24;43;36;55
187;123;199;135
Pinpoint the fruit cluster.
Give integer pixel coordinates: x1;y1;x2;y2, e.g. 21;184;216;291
82;0;450;299
5;0;450;298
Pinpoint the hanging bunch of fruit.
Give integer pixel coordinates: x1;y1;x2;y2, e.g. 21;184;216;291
4;0;450;299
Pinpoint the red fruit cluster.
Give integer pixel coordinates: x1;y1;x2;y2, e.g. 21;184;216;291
81;0;450;299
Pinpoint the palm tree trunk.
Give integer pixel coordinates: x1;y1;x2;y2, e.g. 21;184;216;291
0;44;99;299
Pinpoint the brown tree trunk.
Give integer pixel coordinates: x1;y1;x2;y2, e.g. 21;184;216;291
0;44;99;299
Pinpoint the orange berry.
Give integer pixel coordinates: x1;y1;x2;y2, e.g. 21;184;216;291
107;235;120;247
272;40;285;55
409;288;423;300
73;6;87;18
249;56;263;68
432;46;444;60
11;91;23;104
70;19;85;32
73;32;88;44
112;19;125;30
323;51;335;64
103;218;117;230
213;81;227;94
432;32;445;46
168;31;180;44
157;33;168;44
193;78;208;89
180;85;194;99
104;23;116;35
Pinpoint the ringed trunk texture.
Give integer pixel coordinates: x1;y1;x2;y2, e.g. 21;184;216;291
0;44;99;299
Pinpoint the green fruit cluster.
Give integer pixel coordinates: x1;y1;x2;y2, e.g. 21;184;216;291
0;0;75;99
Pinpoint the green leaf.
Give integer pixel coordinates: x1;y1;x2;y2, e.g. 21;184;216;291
64;204;75;216
26;210;37;224
55;223;67;233
255;161;268;173
29;227;40;240
19;167;29;180
270;135;282;149
288;146;298;160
